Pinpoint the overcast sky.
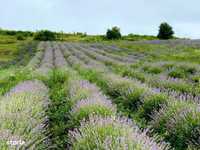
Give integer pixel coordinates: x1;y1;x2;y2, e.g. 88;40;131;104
0;0;200;38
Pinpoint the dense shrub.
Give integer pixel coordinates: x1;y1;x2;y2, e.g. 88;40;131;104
157;22;174;39
151;101;200;149
106;26;121;40
122;69;146;82
142;65;163;74
191;75;200;83
16;34;25;40
34;30;56;41
178;64;197;74
168;68;186;78
137;93;168;121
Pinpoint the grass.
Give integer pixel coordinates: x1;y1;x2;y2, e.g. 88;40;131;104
0;67;19;79
108;41;200;64
44;70;70;149
0;44;18;62
0;69;32;96
0;35;21;62
0;41;40;96
0;35;37;68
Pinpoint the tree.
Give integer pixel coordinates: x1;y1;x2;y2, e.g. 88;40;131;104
33;30;56;41
106;26;121;40
16;34;25;40
157;22;174;39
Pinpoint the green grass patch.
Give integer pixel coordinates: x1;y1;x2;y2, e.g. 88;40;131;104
0;35;37;68
45;69;71;149
0;69;33;96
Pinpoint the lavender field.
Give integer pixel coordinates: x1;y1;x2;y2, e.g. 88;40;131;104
0;41;200;150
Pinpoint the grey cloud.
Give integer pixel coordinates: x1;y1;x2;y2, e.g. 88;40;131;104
0;0;199;38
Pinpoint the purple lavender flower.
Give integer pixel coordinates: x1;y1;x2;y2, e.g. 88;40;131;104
69;115;170;150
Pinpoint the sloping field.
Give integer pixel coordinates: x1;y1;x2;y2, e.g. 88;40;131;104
0;41;200;149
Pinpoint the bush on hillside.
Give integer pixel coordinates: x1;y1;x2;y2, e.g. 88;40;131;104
16;34;25;40
157;22;174;39
33;30;56;41
106;26;121;40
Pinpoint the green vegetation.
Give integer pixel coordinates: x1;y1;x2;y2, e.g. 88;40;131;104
106;26;122;40
0;80;48;149
0;69;31;96
16;34;25;40
123;33;158;41
1;24;200;149
0;28;159;43
34;30;56;41
45;70;70;149
62;42;200;149
0;28;33;37
0;34;38;69
0;35;20;63
157;22;174;39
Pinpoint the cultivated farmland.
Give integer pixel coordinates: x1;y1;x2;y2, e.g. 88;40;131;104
0;41;200;150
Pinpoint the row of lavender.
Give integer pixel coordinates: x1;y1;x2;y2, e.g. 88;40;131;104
61;43;200;149
34;42;55;75
49;43;169;149
87;43;200;93
25;42;46;70
89;43;145;61
0;42;56;149
68;43;200;102
62;43;199;103
88;43;200;83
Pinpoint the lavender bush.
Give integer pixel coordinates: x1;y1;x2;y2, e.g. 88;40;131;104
0;80;49;149
151;100;200;149
69;115;170;150
69;79;116;123
53;43;68;69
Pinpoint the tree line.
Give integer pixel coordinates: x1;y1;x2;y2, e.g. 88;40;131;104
0;22;174;41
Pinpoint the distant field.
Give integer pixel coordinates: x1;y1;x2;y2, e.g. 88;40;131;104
106;39;200;64
0;35;19;62
0;35;38;68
